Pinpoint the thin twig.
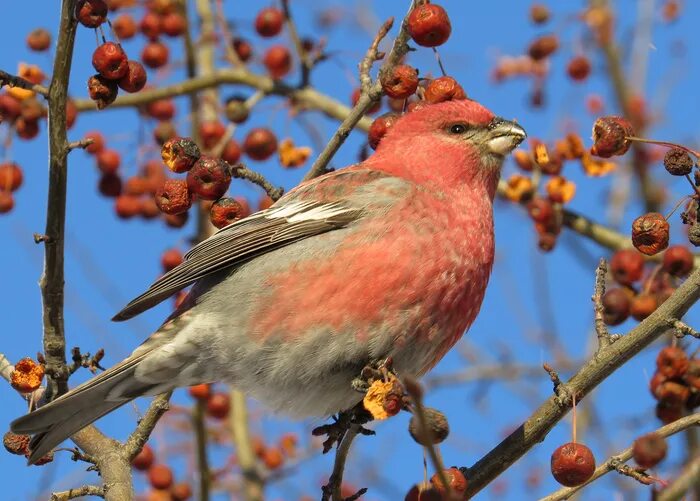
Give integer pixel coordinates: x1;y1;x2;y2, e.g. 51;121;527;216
50;485;105;501
359;17;393;93
667;318;700;339
322;425;361;501
232;164;284;201
592;258;612;350
66;137;95;152
230;390;264;501
281;0;313;86
193;399;211;501
123;392;172;460
0;69;49;97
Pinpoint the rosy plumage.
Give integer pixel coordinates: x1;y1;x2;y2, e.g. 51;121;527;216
13;99;525;462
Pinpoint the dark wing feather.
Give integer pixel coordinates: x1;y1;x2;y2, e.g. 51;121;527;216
112;201;363;321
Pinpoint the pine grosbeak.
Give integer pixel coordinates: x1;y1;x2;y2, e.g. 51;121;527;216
13;98;525;462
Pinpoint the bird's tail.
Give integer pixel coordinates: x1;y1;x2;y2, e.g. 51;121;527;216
11;357;157;464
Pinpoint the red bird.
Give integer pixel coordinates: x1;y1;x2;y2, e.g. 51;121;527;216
13;99;525;462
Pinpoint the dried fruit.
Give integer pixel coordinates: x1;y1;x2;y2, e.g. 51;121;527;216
529;34;559;60
545;176;576;204
255;7;284;37
430;467;468;498
113;14;137;39
591;116;634;158
631;212;669;256
654;380;690;406
530;4;550;24
224;96;249;124
92;42;129;80
210;197;246;229
233;38;253;62
221;139;242;164
263;45;292;79
663;245;694;277
146;99;175;121
550;442;595;487
567;56;591;81
407;3;452;47
206;392;230;419
186;156;231;200
26;29;51;52
3;431;30;455
132;445;155;470
139;11;162;40
602;288;631;326
663;148;694;176
162;137;200;173
610;249;644;285
76;0;108;28
262;447;284;470
115;194;141;219
171;482;193;501
656;346;689;379
98;173;122;197
161;12;186;37
244;128;278;161
363;374;403;420
10;357;44;393
408;407;449;445
656;400;683;424
424;76;467;104
118;61;147;93
141;41;169;69
630;293;658;321
87;74;118;109
527;198;554;224
155;179;192;215
632;433;668;469
368;113;399;150
380;65;419;99
97;149;121;174
503;174;534;202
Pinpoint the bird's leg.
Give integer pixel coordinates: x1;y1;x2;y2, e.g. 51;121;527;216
311;403;374;454
350;356;396;393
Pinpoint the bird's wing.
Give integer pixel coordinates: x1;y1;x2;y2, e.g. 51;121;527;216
112;168;401;321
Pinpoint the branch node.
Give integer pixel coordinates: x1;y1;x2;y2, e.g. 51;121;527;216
667;318;700;339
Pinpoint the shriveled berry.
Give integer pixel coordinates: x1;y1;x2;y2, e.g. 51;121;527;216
610;249;645;285
11;357;44;393
76;0;108;28
26;29;51;52
113;14;137;39
368;113;399;150
162;137;200;173
29;450;54;466
97;149;121;174
602;288;631;326
155;179;192;215
656;346;689;379
92;42;129;80
656;400;683;424
98;173;122;197
567;56;591;81
141;41;169;69
255;7;284;37
148;464;173;490
654;380;690;406
380;65;419;99
430;467;468;497
632;212;669;256
161;12;186;37
210;197;245;229
0;163;23;192
122;176;151;195
87;74;118;110
664;148;694;176
206;392;230;419
220;139;242;164
20;98;45;122
591;116;634;158
199;121;226;150
424;76;467;104
407;3;452;47
65;99;78;130
224;96;249;123
118;61;147;93
243;128;277;161
171;482;193;501
529;34;559;60
187;156;231;200
663;245;694;277
630;293;658;321
408;407;449;446
550;442;595;487
233;37;253;62
632;433;667;469
188;384;210;401
0;191;14;213
263;45;292;79
3;431;29;455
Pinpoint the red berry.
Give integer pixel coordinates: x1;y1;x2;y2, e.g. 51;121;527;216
528;34;559;61
424;76;467;104
368;113;399;150
602;288;631;326
0;191;14;213
115;194;142;219
262;447;284;470
380;64;419;99
407;3;452;47
527;198;554;224
161;248;183;271
148;464;173;490
161;12;186;37
113;14;137;39
76;0;108;28
630;293;658;321
65;99;78;130
263;45;292;79
186;156;231;200
0;163;23;192
210;197;246;229
656;400;684;424
632;433;668;469
171;482;193;501
188;384;211;401
530;4;550;24
132;444;155;471
96;149;121;174
199;121;226;150
98;173;122;197
87;74;118;110
84;131;105;154
654;380;690;406
141;41;169;69
220;139;242;164
232;38;252;62
92;42;129;80
0;94;22;123
255;7;284;37
26;29;51;52
610;249;645;285
656;346;689;379
430;467;468;497
139;11;162;40
153;121;177;146
258;194;274;211
15;117;40;140
140;197;161;219
155;179;192;215
206;392;230;419
567;56;591;81
118;61;147;93
632;212;669;256
146;99;175;121
243;128;277;161
591;116;634;158
351;87;381;114
550;442;596;487
161;137;201;173
662;245;693;277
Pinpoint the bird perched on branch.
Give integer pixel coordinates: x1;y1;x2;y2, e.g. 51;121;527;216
13;98;525;463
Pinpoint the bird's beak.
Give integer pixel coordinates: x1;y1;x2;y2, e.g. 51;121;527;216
485;117;527;156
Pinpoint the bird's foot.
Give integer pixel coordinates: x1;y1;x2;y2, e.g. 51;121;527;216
312;403;374;454
350;356;395;394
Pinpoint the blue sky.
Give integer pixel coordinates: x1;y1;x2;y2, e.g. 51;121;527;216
1;1;700;499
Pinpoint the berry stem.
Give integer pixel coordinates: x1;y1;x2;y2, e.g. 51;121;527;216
625;136;700;159
571;393;577;444
432;47;447;76
664;195;692;222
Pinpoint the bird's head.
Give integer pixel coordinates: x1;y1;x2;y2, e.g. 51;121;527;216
368;99;526;196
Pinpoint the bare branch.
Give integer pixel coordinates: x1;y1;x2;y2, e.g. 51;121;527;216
230;390;264;501
667;318;700;339
232;164;284;201
123;392;172;460
0;69;49;97
50;485;105;501
593;258;612;349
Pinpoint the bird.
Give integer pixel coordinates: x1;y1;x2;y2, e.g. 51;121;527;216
12;98;526;463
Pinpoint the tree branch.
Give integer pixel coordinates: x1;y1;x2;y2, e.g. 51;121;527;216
50;484;105;500
0;69;49;97
230;389;264;501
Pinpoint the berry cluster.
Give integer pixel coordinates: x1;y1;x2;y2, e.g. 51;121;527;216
131;444;192;500
649;346;699;424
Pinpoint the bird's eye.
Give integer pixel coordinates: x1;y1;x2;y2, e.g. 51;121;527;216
449;124;467;134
